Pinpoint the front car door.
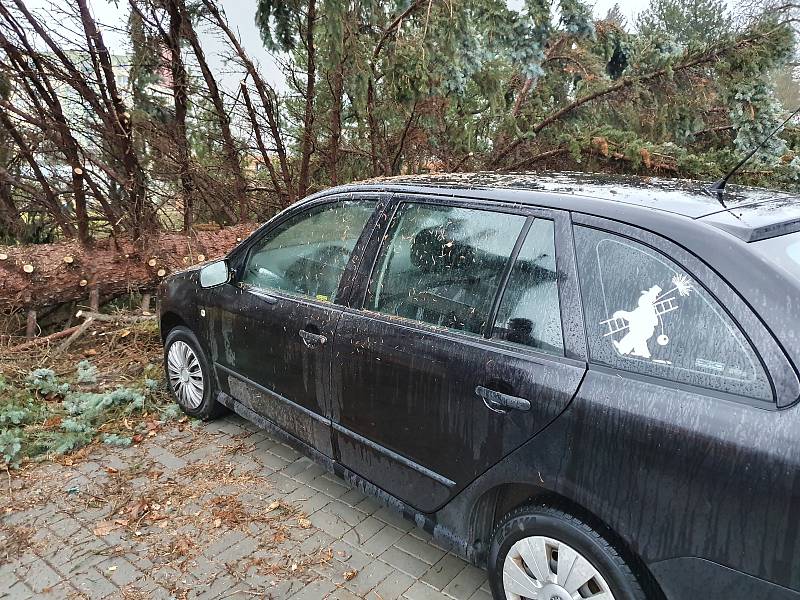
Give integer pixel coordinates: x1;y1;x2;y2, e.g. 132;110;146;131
203;196;382;455
330;195;587;512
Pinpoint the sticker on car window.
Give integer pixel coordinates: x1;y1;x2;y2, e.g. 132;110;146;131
600;274;694;359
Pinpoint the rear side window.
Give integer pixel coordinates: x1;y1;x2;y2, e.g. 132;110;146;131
493;219;563;355
575;226;772;401
242;200;375;301
366;203;526;336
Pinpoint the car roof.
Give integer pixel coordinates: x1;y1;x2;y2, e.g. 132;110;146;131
322;171;799;241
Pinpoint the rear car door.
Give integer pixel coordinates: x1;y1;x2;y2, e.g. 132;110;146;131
330;196;587;512
203;197;381;455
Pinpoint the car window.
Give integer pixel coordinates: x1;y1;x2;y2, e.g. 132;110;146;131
493;219;563;355
242;200;376;301
574;226;772;401
366;203;527;336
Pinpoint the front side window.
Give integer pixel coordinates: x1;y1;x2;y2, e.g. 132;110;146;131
575;226;771;400
366;203;527;336
493;219;563;355
242;200;376;301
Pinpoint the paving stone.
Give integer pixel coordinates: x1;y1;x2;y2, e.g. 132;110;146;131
373;506;413;532
266;472;302;494
289;577;337;599
20;559;61;593
379;546;429;577
309;475;350;499
420;554;471;591
70;566;117;599
146;445;187;471
342;516;385;547
403;581;453;600
218;535;260;563
309;508;353;538
370;570;416;600
395;533;447;565
441;565;487;599
361;525;406;557
344;558;394;597
322;501;368;528
48;515;83;538
268;443;302;462
467;587;493;600
96;556;142;587
2;580;34;600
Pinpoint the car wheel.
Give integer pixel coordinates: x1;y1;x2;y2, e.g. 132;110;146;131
488;504;646;600
163;326;226;420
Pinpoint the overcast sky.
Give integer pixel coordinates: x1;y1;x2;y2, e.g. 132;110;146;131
24;0;674;94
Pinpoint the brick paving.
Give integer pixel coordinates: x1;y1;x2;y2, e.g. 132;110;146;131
0;414;492;600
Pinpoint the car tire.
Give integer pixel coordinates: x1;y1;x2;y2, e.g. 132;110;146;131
488;504;647;600
163;326;226;420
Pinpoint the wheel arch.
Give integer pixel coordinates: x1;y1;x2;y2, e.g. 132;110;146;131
160;311;189;343
468;481;666;599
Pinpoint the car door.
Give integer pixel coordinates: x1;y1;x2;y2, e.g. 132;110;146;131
203;197;381;455
330;196;588;513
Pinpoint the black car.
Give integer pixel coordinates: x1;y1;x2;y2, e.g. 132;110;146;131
159;172;800;600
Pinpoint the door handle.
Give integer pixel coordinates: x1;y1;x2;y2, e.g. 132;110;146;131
475;386;531;413
299;329;327;349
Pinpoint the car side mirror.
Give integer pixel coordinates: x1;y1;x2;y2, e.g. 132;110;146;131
199;260;230;288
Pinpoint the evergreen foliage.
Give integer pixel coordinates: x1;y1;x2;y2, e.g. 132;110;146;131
0;362;179;468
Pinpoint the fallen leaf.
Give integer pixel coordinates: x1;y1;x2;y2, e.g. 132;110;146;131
298;517;312;529
267;500;280;511
93;521;118;536
107;565;118;572
344;570;358;581
213;517;222;528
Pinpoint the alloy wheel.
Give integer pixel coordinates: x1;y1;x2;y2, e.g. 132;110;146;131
503;535;615;600
166;340;204;409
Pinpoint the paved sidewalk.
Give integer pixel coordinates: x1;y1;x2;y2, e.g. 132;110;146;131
0;413;492;600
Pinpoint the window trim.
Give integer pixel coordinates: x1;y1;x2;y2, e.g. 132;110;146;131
572;214;797;407
228;193;386;307
350;193;587;362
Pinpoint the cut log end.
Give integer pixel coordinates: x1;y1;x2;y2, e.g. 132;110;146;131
23;264;34;274
0;253;8;260
157;268;166;277
147;258;157;267
63;256;74;264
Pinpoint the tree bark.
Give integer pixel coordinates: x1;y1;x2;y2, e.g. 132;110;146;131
0;224;256;312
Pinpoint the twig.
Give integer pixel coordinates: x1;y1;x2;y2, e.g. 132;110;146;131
52;317;94;358
9;323;83;352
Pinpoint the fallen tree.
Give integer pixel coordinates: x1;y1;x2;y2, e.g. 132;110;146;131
0;223;257;313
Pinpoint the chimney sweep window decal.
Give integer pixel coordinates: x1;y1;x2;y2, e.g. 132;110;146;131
600;274;694;360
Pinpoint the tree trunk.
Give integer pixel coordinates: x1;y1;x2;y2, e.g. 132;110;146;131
0;224;256;311
180;0;247;221
297;0;317;199
166;0;195;232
